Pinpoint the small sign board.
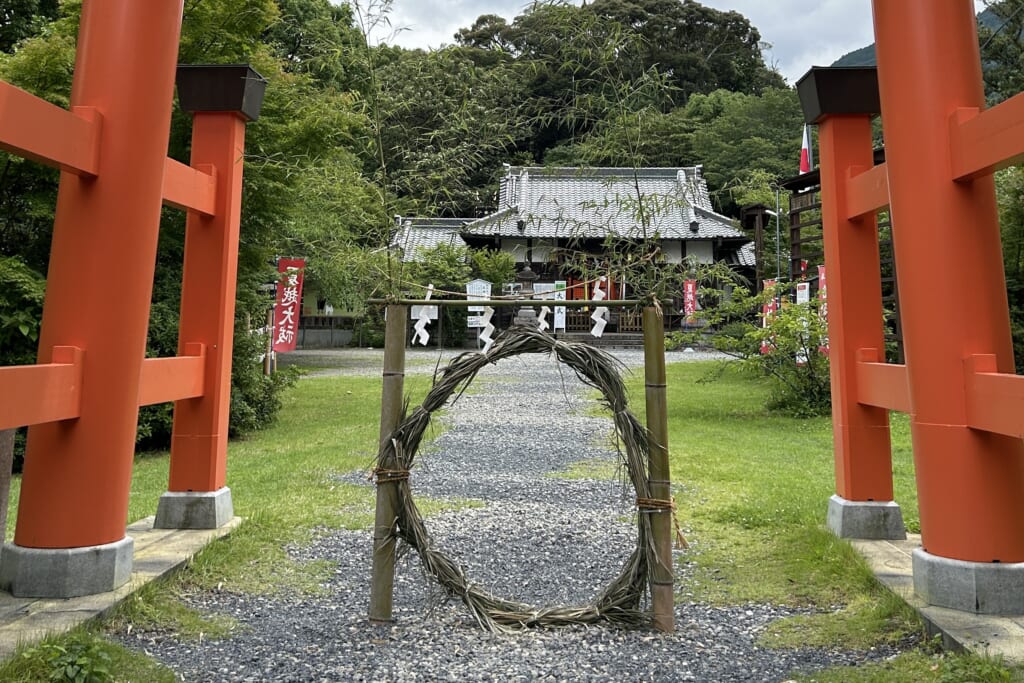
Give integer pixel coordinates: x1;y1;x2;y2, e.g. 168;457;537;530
466;278;492;312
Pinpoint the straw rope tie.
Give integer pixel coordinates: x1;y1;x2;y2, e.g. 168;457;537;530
372;468;410;484
636;496;689;550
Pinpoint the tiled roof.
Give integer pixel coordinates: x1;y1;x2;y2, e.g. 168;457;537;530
736;242;757;267
391;217;469;262
464;167;747;242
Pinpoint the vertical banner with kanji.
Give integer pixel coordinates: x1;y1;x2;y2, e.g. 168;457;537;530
683;279;698;323
553;280;567;331
760;279;777;354
818;264;829;355
273;258;305;353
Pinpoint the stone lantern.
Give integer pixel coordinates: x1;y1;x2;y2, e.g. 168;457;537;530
513;264;539;326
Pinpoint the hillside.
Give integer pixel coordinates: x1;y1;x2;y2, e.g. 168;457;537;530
831;7;999;68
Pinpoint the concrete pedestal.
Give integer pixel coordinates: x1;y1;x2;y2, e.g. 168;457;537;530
826;494;906;540
913;548;1024;615
154;487;233;529
0;535;133;598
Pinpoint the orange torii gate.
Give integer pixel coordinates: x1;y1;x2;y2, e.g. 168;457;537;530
801;0;1024;614
0;1;263;597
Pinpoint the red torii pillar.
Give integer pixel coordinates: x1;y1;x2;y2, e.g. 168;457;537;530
156;66;266;530
0;5;264;597
873;0;1024;613
0;1;185;598
801;66;906;541
802;0;1024;615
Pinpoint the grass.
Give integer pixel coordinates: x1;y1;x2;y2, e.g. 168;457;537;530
793;647;1023;682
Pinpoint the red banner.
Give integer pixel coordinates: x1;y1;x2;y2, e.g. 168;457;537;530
273;258;305;353
683;279;697;322
818;264;829;355
760;279;777;354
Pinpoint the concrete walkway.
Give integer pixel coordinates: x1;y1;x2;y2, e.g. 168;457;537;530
854;535;1024;665
0;516;239;658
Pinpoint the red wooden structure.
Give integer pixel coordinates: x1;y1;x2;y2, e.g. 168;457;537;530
802;0;1024;614
0;1;263;597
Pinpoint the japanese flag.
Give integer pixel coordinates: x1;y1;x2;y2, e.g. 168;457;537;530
799;124;813;174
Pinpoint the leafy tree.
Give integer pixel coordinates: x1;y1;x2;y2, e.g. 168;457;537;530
586;0;785;99
0;0;58;53
263;0;370;92
684;88;804;213
544;106;696;167
470;248;516;286
0;256;43;365
453;14;513;52
371;47;532;217
979;0;1024;103
408;242;472;346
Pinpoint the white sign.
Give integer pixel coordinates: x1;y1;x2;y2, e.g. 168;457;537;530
466;278;492;312
796;282;811;304
468;315;487;328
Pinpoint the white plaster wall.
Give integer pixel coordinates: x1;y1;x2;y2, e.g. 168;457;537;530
687;240;714;264
500;238;528;261
663;240;683;264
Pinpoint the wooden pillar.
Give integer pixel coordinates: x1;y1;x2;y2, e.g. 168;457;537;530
167;111;248;495
643;306;674;632
874;0;1024;562
817;115;895;504
369;304;407;623
13;0;184;549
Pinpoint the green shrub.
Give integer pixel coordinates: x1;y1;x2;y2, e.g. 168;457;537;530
229;322;298;437
689;284;832;417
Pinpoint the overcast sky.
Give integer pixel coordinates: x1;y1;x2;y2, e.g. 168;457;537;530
366;1;987;86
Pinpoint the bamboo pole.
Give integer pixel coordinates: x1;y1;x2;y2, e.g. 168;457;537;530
643;305;674;632
263;307;274;376
367;298;651;308
369;304;407;623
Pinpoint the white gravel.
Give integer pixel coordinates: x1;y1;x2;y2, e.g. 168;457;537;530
118;347;912;681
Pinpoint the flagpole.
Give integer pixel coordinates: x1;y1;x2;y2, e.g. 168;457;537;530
775;185;782;284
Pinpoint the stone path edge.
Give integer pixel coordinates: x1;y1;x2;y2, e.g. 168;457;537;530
852;534;1024;665
0;515;241;659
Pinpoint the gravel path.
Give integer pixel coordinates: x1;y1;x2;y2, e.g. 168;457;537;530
119;348;902;681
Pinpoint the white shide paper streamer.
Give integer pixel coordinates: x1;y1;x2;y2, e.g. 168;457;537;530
590;276;609;338
478;305;496;353
412;284;434;346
